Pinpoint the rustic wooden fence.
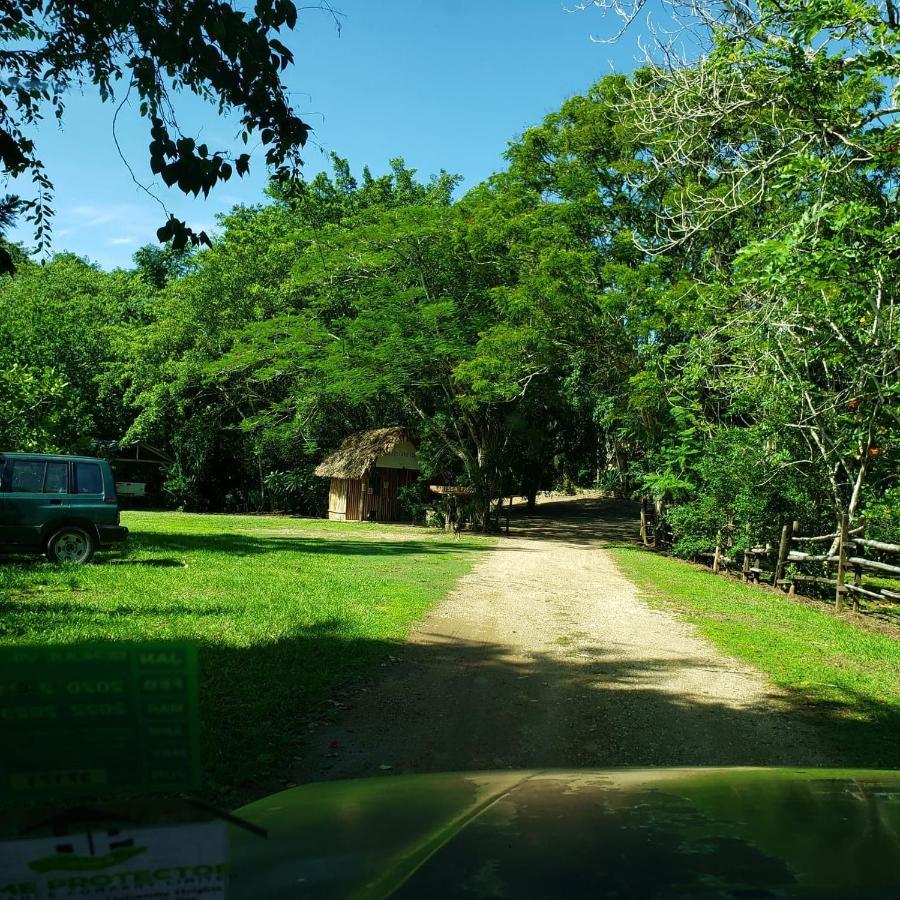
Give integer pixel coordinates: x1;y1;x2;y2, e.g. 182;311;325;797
777;514;900;613
639;501;900;615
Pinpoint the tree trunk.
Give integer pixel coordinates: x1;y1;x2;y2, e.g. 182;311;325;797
476;487;492;532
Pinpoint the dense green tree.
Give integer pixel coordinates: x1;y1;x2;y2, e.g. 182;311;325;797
132;244;196;290
0;362;70;451
0;253;152;451
607;0;900;538
120;158;469;512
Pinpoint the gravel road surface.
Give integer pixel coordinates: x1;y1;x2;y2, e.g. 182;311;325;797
296;496;828;782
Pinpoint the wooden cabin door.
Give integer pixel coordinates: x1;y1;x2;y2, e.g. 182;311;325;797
379;470;396;522
363;470;389;522
367;468;419;522
347;479;363;521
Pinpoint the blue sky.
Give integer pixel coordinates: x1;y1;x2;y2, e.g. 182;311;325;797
12;1;647;269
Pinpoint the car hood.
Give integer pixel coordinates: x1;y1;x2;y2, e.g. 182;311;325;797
229;768;900;898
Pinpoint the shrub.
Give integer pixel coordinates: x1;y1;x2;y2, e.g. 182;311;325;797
861;485;900;544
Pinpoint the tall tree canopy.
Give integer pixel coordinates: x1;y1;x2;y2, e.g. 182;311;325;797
0;0;326;271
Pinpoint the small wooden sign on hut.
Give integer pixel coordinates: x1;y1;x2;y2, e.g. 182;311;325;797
315;428;420;522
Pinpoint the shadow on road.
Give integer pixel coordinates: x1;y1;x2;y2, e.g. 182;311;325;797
5;621;893;807
124;530;497;559
200;625;899;805
504;496;641;546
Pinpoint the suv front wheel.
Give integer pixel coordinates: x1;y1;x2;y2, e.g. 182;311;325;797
46;526;96;564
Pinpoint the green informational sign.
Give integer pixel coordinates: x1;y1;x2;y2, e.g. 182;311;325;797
0;643;201;799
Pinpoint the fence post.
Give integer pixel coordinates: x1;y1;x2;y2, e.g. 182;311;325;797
773;522;792;587
851;517;866;611
713;530;723;574
835;512;850;612
787;520;800;595
640;498;648;546
741;524;751;582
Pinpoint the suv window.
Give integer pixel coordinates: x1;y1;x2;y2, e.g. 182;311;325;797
9;460;46;493
74;462;103;495
44;462;68;493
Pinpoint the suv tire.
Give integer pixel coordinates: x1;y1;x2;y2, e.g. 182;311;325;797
46;526;96;564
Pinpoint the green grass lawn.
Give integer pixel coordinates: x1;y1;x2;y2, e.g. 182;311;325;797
610;547;900;767
0;511;492;796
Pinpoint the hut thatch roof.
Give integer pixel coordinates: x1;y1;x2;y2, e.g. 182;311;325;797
314;428;416;480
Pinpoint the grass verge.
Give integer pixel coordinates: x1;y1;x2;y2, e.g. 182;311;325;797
609;547;900;768
0;511;491;798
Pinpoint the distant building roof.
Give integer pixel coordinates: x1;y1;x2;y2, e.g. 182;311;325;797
314;428;416;480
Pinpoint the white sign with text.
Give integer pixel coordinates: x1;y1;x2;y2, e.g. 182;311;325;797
0;820;227;899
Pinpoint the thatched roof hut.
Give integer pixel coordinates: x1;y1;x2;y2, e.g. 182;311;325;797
314;427;416;479
315;428;420;522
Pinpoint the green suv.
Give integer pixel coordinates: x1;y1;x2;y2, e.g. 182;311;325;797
0;453;128;563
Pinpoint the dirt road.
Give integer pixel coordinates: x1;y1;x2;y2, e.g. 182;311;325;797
296;496;827;781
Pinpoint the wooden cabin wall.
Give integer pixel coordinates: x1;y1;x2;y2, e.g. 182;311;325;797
329;469;418;522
